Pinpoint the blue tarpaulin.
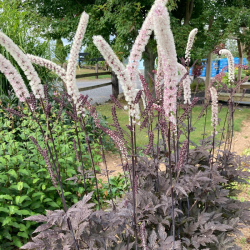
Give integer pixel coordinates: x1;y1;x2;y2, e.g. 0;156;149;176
189;57;248;77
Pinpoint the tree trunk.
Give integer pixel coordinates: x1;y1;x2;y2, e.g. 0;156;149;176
143;38;157;96
184;0;194;25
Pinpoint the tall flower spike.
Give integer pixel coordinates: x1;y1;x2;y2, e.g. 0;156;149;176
185;28;198;63
0;31;44;98
93;0;168;104
127;7;154;87
66;12;89;107
0;54;30;102
27;54;67;82
178;63;191;104
210;87;218;133
153;2;178;125
219;49;235;84
155;46;164;101
127;0;168;87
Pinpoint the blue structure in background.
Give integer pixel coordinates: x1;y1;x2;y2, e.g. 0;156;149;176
189;57;248;77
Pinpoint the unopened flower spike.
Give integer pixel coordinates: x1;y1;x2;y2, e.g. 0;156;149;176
219;49;235;84
0;31;44;98
185;28;198;63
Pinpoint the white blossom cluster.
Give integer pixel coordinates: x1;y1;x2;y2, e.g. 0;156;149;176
185;28;198;63
210;86;218;133
93;36;142;122
66;12;89;108
0;54;29;102
178;63;191;104
219;49;235;84
127;0;168;86
92;0;171;123
127;9;154;86
0;31;44;98
27;54;67;82
153;2;178;125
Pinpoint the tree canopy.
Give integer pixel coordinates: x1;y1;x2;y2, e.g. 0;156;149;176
22;0;250;74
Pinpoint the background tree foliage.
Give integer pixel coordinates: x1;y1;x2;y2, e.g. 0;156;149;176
21;0;250;80
0;0;58;97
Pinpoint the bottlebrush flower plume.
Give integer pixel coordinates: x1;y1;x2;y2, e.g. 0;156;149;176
210;87;218;133
178;63;191;104
127;8;154;86
66;12;89;107
0;31;44;98
27;54;67;82
126;0;168;86
219;49;234;84
153;2;178;125
155;46;164;101
0;54;29;102
185;28;198;63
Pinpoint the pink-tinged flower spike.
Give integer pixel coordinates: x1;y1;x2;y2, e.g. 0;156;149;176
127;9;154;87
0;32;44;98
0;54;30;102
185;28;198;63
155;46;164;101
219;49;235;84
126;0;168;86
210;87;218;133
153;2;178;125
178;63;191;104
27;54;67;82
66;12;89;106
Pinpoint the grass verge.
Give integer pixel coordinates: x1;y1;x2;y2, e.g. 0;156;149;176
96;102;250;148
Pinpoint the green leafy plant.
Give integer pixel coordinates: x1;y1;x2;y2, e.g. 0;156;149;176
0;0;57;96
0;98;119;248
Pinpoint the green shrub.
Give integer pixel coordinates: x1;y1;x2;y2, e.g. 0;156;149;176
0;99;120;249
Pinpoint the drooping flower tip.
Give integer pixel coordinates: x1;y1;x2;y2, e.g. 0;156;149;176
0;54;30;102
27;54;67;82
0;32;44;98
185;28;198;63
219;49;234;83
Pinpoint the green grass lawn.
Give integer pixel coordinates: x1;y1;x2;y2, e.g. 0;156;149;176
96;102;250;148
76;68;111;81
